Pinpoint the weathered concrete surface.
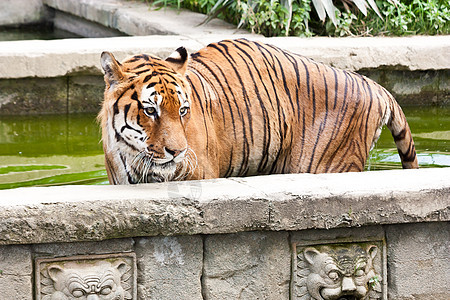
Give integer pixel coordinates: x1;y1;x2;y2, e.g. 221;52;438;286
43;0;250;37
0;168;448;245
203;231;291;300
386;222;450;300
135;236;203;300
0;77;67;114
0;245;33;300
68;75;105;113
1;35;449;79
0;36;203;79
53;9;126;38
359;69;450;106
0;0;46;27
265;35;450;72
1;0;448;80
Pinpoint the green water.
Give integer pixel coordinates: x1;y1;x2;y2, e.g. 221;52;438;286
367;106;450;170
0;107;449;189
0;114;108;189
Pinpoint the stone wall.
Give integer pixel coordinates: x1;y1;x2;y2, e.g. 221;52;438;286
0;168;449;299
1;223;448;299
0;0;46;27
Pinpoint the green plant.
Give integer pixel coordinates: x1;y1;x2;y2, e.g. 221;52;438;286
145;0;450;37
369;275;381;288
236;0;291;36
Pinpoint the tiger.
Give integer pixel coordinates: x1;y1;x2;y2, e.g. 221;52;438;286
98;38;418;185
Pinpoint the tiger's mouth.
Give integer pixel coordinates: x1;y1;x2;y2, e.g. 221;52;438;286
130;151;180;183
149;160;178;182
130;148;196;183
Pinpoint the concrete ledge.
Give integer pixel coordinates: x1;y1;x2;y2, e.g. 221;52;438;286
1;168;448;245
0;0;449;79
0;35;449;79
43;0;250;37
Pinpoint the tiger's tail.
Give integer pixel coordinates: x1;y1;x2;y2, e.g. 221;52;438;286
385;96;419;169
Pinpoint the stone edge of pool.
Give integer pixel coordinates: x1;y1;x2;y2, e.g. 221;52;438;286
0;167;448;246
0;0;449;79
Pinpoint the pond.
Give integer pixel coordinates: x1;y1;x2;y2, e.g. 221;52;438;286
0;106;449;190
0;25;81;41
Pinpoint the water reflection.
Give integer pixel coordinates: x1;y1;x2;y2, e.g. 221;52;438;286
0;106;449;189
0;114;107;189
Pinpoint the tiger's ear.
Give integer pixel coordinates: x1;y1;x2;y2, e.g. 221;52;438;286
100;51;124;87
165;47;188;76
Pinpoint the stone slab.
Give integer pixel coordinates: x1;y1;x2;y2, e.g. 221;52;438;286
53;9;126;38
43;0;250;37
1;0;448;82
386;222;450;299
1;35;449;80
0;168;448;245
0;0;45;26
0;245;33;300
359;69;450;106
0;36;203;79
32;238;135;257
135;235;203;300
202;231;291;300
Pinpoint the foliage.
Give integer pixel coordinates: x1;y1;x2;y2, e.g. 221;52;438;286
146;0;450;37
327;0;450;36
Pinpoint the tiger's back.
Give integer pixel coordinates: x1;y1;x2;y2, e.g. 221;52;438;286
99;39;418;185
186;39;417;176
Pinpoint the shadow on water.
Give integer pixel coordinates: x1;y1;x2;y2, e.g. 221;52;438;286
0;107;449;189
0;25;81;41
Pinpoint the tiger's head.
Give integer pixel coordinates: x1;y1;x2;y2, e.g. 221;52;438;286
99;47;196;184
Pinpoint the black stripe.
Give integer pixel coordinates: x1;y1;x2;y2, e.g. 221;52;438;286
324;72;358;171
134;63;150;69
393;128;406;142
120;104;142;134
191;54;238;137
233;40;272;173
186;75;210;155
213;42;254;143
310;72;331;173
399;143;416;162
253;42;287;173
131;91;139;101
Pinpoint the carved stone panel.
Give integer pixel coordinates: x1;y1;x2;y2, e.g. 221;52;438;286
35;253;137;300
292;241;385;300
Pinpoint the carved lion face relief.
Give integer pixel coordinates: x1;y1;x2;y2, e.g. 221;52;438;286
297;244;382;300
42;260;132;300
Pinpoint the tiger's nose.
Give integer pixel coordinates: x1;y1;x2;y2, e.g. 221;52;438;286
164;147;186;160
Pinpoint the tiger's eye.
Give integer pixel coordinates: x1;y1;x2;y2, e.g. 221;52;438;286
179;106;189;116
144;107;156;117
